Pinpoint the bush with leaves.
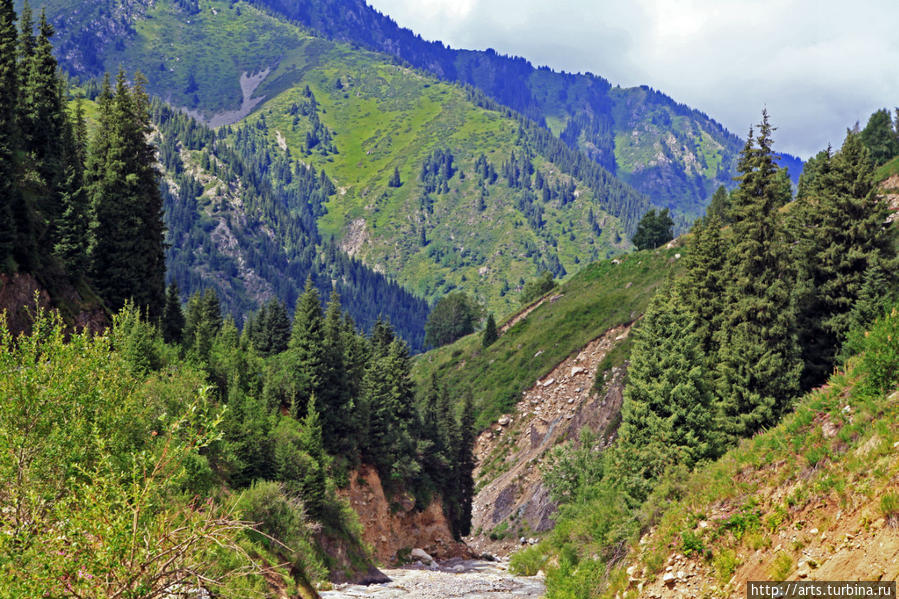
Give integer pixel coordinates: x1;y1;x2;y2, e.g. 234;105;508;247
0;305;261;598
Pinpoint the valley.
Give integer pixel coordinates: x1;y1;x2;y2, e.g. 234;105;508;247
1;0;898;598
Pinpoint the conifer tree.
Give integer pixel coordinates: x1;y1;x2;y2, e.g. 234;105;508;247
53;98;89;275
87;70;166;318
454;391;476;538
319;290;352;453
714;112;801;440
0;0;19;267
677;215;726;355
613;288;717;502
161;282;185;344
860;108;898;165
705;185;731;223
286;277;324;415
20;10;65;213
482;312;498;347
631;208;674;250
789;131;897;387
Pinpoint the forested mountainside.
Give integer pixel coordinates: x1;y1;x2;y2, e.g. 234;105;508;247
407;107;899;598
34;0;799;218
148;98;431;349
504;113;898;598
34;0;651;315
245;0;804;214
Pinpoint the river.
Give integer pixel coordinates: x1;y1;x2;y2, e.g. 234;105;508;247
320;559;545;599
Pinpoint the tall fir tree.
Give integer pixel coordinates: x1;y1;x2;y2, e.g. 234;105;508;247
789;131;898;387
20;10;66;228
714;112;802;441
612;287;717;503
53;97;89;275
161;281;185;344
87;70;166;318
286;277;324;416
319;290;353;454
677;215;727;355
0;0;19;267
454;391;476;538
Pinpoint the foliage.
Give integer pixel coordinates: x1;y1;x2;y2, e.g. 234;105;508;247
482;312;498;347
520;270;557;305
0;305;262;597
413;249;679;429
424;291;482;348
631;208;674;250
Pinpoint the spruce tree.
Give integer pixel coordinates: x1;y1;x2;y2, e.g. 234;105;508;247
161;282;185;344
789;131;897;387
286;277;324;416
705;185;731;222
87;70;166;318
860;108;898;165
482;312;498;347
54;98;89;276
613;288;717;502
677;215;726;355
714;112;801;441
0;0;19;267
319;290;352;453
454;391;476;538
631;208;674;250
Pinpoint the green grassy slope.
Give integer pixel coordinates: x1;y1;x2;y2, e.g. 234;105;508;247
45;0;650;315
412;248;683;428
241;49;634;313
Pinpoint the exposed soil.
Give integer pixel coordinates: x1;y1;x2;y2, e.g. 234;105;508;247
339;464;471;567
467;325;631;556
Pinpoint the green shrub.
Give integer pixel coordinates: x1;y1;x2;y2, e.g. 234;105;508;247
769;551;793;581
510;545;547;576
713;549;739;585
680;530;707;558
857;305;899;396
880;492;899;525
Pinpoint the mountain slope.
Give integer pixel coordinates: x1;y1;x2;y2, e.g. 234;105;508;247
592;306;899;599
244;0;803;215
45;0;653;315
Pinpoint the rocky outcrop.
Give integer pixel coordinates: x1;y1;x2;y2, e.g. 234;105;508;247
468;325;631;555
339;464;472;566
0;272;106;335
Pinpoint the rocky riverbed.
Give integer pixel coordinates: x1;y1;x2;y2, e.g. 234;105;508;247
320;559;545;599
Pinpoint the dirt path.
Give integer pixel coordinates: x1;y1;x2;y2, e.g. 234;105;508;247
320;560;545;599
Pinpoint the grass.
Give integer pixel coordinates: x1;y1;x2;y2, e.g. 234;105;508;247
242;45;634;314
874;155;899;183
769;552;793;581
412;249;680;428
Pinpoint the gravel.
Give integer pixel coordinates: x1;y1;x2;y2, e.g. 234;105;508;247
320;560;545;599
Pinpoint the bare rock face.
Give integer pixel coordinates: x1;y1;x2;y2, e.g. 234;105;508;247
339;464;472;567
469;325;631;555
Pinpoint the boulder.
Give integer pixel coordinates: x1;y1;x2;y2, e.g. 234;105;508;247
410;548;434;565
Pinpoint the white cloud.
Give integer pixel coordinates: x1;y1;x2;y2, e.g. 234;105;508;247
368;0;899;158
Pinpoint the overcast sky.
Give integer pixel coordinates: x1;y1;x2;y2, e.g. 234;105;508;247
366;0;899;159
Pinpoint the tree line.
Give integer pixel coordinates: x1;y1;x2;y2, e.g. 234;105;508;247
158;278;476;539
575;110;898;506
0;1;165;318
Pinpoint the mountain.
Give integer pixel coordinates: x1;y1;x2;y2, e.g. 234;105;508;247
40;0;653;317
245;0;804;212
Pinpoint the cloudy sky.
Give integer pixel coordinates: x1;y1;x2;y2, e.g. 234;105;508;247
366;0;899;159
